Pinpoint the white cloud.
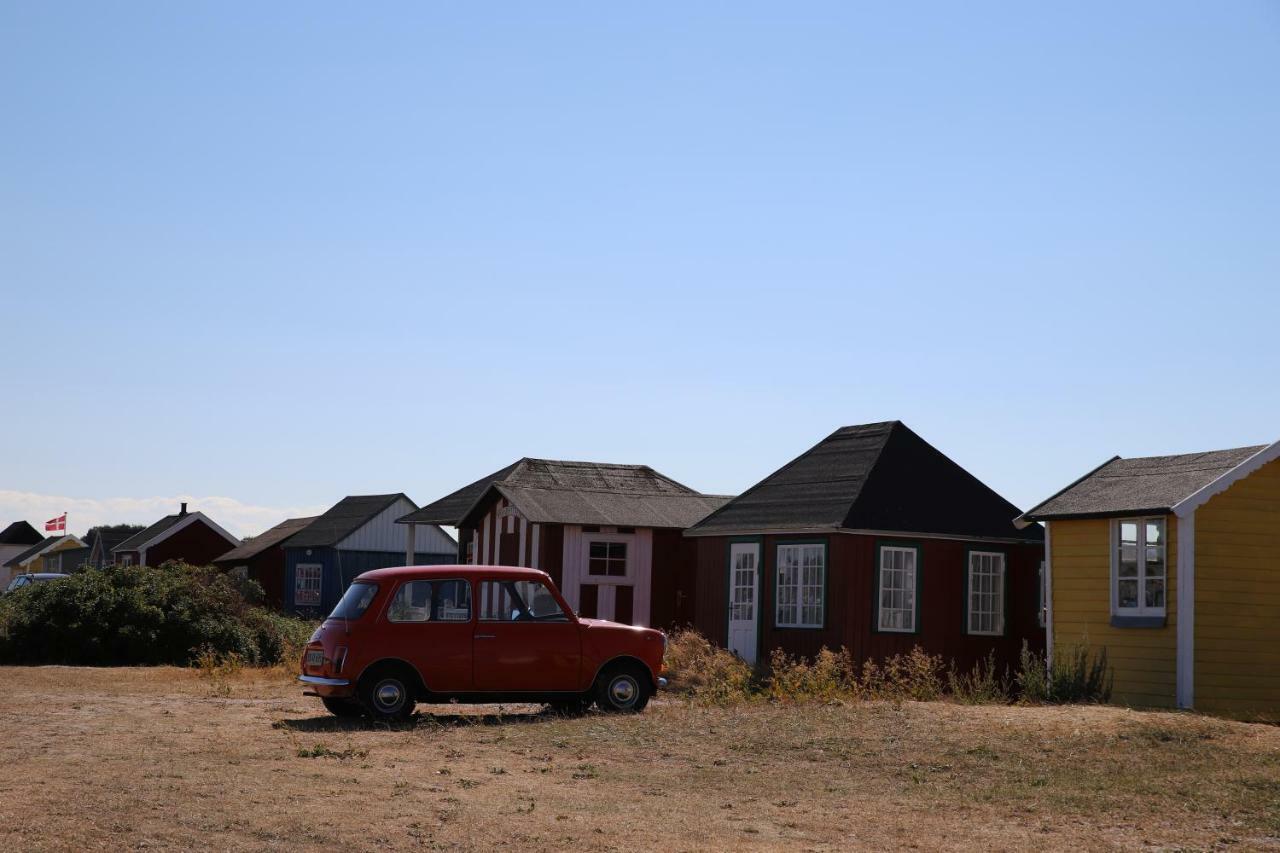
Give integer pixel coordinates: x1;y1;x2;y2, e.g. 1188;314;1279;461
0;491;329;539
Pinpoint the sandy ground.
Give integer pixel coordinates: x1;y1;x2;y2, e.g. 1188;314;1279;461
1;666;1278;851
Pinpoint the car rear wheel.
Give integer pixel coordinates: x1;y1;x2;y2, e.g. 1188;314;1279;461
358;668;416;723
594;664;651;713
321;697;364;719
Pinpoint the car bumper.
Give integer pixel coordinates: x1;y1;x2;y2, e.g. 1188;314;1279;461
298;674;355;698
299;674;350;686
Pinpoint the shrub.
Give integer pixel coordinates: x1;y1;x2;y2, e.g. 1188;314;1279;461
857;647;946;702
662;628;754;705
766;647;855;702
1017;641;1113;704
0;561;316;667
947;651;1012;704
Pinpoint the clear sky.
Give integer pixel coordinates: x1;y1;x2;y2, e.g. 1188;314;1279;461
3;2;1278;537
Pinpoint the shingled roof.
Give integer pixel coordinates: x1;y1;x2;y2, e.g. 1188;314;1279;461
286;495;410;549
1021;444;1270;521
214;516;318;563
113;513;190;553
0;521;43;546
397;462;523;526
410;458;731;530
3;535;84;569
687;421;1042;542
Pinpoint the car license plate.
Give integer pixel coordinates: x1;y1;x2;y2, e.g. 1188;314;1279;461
305;650;324;668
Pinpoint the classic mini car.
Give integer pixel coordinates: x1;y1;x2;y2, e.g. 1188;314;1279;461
298;565;667;721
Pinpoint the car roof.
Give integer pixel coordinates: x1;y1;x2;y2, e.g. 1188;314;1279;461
25;573;69;580
354;564;550;583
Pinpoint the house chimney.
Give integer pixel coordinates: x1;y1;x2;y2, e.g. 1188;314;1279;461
180;502;188;516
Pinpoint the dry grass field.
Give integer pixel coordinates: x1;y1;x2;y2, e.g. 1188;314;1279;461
1;666;1278;851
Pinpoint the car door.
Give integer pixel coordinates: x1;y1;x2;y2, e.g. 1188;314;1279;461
382;577;474;693
473;577;581;692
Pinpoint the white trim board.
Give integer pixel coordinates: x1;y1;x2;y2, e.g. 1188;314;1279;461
1172;438;1280;518
137;512;239;565
1176;510;1196;710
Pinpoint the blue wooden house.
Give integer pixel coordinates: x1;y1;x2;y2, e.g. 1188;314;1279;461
283;493;456;614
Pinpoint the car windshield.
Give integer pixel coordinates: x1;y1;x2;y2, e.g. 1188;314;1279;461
329;582;378;620
5;576;29;592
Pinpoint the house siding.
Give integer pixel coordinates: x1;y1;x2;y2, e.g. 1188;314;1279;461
144;521;237;567
1049;516;1178;709
284;547;454;614
693;531;1043;672
1194;457;1280;718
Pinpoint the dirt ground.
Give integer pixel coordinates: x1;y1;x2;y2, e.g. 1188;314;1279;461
1;666;1278;851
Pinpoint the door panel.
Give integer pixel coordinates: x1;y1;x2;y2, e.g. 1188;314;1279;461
383;578;474;692
727;542;760;665
473;579;582;691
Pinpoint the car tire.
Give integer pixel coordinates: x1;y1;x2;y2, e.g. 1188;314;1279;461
321;697;364;719
357;667;416;723
593;664;651;713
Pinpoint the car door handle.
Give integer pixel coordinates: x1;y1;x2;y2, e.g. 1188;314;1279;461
475;634;496;640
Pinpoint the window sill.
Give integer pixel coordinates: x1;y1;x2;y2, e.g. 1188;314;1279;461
1110;614;1166;629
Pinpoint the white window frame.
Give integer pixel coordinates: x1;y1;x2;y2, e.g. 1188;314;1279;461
295;563;322;607
775;542;825;629
1111;517;1166;617
876;545;919;633
584;535;632;584
966;551;1006;636
120;554;134;567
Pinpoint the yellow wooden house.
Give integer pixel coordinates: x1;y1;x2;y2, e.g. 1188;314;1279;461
1;534;87;583
1020;440;1280;718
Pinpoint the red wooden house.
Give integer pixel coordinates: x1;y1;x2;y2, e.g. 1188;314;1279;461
112;503;240;568
213;516;317;607
684;422;1045;670
397;459;730;628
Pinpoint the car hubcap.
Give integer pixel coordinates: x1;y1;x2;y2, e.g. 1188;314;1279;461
609;676;637;706
375;680;404;712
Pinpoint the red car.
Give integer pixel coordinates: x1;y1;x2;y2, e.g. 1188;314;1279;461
298;565;667;721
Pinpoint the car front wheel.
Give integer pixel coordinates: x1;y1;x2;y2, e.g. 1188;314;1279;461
594;664;651;713
358;669;416;723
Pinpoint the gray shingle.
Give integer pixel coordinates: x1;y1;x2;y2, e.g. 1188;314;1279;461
1023;445;1267;520
286;495;408;549
214;516;318;563
688;421;1042;542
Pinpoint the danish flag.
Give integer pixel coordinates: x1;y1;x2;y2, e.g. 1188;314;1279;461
45;513;66;532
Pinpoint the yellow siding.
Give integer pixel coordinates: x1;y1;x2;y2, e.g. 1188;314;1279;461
1050;516;1177;708
1194;457;1280;719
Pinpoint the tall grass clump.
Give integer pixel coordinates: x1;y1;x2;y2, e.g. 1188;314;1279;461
1017;641;1113;704
0;561;317;667
662;629;754;705
947;651;1013;704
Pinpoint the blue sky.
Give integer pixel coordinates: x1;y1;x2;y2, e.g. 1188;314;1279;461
3;3;1278;535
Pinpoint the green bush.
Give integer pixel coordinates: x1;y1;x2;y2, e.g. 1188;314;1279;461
0;561;316;666
1016;641;1113;704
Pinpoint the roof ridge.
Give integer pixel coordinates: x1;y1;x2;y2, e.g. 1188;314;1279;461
1113;443;1268;463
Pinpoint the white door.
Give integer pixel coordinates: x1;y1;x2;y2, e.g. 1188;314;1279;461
728;542;760;665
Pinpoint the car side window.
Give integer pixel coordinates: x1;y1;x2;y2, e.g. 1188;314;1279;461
387;579;472;623
478;579;569;622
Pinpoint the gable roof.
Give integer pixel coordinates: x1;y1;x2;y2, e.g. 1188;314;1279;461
1021;443;1274;522
113;514;188;552
687;421;1042;542
0;521;43;546
286;495;411;549
402;459;729;529
3;535;87;568
214;516;318;563
396;462;524;526
87;526;143;557
112;509;239;554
